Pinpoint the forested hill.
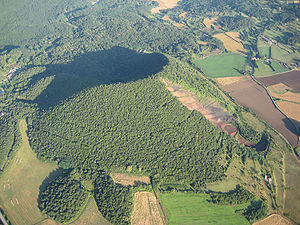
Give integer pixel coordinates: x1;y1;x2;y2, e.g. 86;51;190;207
27;56;248;190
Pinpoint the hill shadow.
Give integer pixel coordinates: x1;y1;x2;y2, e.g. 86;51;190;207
283;117;300;136
28;46;168;109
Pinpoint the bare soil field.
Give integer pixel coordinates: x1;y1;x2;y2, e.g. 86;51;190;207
270;90;300;104
213;32;246;54
162;15;185;27
215;76;249;86
197;41;209;45
221;79;298;148
162;79;258;146
252;214;294;225
258;71;300;92
110;173;150;187
151;0;180;14
131;192;164;225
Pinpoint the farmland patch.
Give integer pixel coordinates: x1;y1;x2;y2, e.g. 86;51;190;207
214;32;246;54
131;192;164;225
215;76;249;86
203;18;217;28
160;192;250;225
0;120;57;225
252;214;293;225
221;79;298;148
192;53;248;78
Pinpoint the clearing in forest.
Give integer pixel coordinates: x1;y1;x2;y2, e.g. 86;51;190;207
253;214;293;225
131;192;164;225
0;120;57;225
151;0;181;14
162;79;258;147
110;173;150;187
160;192;250;225
162;15;185;27
203;18;217;28
213;32;246;54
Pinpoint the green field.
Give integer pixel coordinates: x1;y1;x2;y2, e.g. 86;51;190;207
192;53;248;78
160;193;250;225
0;120;57;225
258;46;270;58
253;60;285;77
206;177;238;192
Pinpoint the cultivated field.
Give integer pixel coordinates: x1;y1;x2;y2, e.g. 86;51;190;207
221;79;298;148
192;53;247;78
215;76;249;86
110;173;150;187
0;120;57;225
151;0;180;13
257;71;300;92
214;32;246;54
253;214;293;225
160;192;250;225
131;192;164;225
277;101;300;128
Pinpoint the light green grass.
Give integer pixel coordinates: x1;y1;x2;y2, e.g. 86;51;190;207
258;46;270;58
271;45;300;64
206;177;238;192
160;192;250;225
192;53;248;78
253;60;285;77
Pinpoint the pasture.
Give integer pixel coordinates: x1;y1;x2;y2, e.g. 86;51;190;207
131;192;164;225
214;32;246;54
206;177;238;192
192;53;247;78
160;192;250;225
0;120;57;225
253;61;285;77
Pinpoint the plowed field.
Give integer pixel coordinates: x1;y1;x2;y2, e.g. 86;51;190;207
221;79;298;148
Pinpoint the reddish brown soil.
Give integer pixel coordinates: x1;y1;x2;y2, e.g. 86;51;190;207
222;79;298;148
258;70;300;92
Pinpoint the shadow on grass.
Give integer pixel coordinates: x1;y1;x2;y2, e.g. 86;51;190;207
26;46;168;109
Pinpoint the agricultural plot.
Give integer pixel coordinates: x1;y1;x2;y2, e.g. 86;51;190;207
221;79;298;148
160;193;250;225
276;101;300;128
151;0;180;14
213;32;246;54
215;76;249;86
162;15;185;28
257;71;300;92
131;192;164;225
192;53;248;78
0;120;57;225
253;214;293;225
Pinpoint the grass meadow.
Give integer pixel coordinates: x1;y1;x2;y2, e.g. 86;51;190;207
192;53;247;78
160;192;250;225
0;120;57;225
253;61;285;77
